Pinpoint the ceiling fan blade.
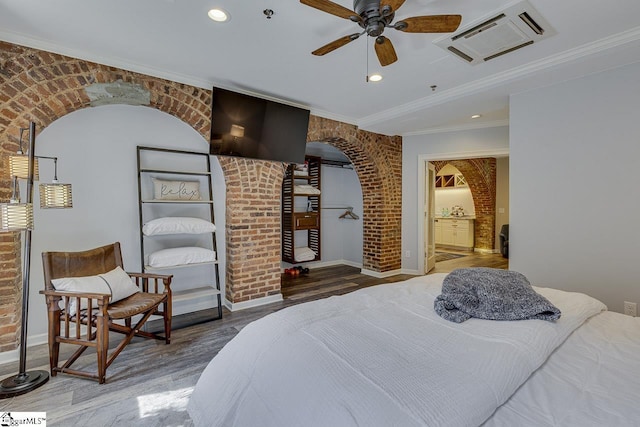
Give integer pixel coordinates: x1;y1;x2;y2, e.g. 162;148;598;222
312;34;360;56
396;15;462;33
300;0;358;20
381;0;406;13
374;36;397;67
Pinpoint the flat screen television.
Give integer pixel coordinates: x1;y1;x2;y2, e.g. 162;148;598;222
209;87;310;164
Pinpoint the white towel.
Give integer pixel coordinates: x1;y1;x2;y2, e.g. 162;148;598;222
294;246;316;262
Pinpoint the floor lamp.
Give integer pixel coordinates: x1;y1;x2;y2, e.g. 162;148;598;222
0;122;73;398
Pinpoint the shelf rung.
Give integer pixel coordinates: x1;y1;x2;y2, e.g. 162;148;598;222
145;260;219;271
173;286;221;302
141;200;214;204
140;168;211;176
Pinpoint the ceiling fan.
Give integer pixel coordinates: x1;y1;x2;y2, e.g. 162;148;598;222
301;0;462;66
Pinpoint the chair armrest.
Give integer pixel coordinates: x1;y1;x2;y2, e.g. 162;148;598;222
40;289;111;300
40;290;111;314
126;272;173;294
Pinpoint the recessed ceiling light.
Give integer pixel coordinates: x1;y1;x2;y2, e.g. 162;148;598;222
208;8;230;22
368;74;383;82
471;114;482;119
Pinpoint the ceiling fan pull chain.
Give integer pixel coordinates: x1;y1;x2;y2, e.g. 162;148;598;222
366;35;370;82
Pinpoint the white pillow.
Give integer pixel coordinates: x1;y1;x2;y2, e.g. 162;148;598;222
51;266;140;315
152;177;201;200
142;217;216;236
147;247;216;268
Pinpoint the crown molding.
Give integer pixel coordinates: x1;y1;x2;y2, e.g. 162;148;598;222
1;30;361;126
0;30;216;90
403;119;509;136
358;26;640;130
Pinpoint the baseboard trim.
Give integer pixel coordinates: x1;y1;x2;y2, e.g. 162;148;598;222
224;293;283;312
0;333;48;365
360;268;403;278
282;259;362;270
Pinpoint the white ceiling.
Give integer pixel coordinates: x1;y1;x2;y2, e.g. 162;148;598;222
2;0;640;136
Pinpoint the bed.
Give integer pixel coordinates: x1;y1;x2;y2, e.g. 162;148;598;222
188;273;640;427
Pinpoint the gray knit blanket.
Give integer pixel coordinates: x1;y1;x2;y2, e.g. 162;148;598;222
434;268;561;323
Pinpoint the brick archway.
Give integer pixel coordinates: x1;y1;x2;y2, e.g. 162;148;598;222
0;42;403;350
432;159;496;250
307;116;402;273
216;158;286;304
0;43;212;352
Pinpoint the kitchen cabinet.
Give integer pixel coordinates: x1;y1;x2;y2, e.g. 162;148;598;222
434;218;474;249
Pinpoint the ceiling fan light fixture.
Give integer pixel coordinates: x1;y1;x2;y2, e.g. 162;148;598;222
368;73;383;82
471;114;482;119
208;8;230;22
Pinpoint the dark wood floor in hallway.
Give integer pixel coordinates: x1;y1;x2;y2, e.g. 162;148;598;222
282;250;508;301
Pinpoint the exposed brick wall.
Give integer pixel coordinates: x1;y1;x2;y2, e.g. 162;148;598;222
218;158;285;303
307;116;402;272
0;233;21;353
0;41;404;348
433;158;496;250
0;42;211;350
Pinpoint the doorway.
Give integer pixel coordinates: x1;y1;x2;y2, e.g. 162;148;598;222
417;156;509;275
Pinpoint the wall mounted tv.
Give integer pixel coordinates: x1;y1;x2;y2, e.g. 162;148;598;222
209;87;310;164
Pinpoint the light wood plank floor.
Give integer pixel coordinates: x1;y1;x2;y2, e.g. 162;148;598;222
0;251;507;426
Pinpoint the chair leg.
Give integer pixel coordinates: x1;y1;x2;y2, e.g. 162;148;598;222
47;310;60;377
163;300;171;344
95;312;109;384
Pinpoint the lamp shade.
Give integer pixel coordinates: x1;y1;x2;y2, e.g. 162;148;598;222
230;124;245;138
9;155;39;180
0;203;34;231
39;183;73;209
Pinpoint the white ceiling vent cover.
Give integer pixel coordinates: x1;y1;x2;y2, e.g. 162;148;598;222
434;0;556;65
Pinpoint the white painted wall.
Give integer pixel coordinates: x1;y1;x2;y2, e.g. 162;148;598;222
402;126;509;273
320;165;363;265
25;105;226;344
510;61;640;313
283;164;363;268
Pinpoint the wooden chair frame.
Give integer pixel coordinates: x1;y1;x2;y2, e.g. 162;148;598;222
41;242;172;384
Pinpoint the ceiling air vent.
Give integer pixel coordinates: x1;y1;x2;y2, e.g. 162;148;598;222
434;0;555;65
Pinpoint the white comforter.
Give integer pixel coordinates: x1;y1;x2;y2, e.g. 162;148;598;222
484;310;640;426
188;274;605;427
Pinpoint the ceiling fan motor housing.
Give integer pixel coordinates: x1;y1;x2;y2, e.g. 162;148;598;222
354;0;394;37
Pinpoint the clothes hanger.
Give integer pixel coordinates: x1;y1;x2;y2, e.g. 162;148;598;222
339;207;359;220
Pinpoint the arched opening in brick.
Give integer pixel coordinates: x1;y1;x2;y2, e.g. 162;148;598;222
432;159;496;250
0;44;212;350
306;117;402;273
0;43;404;348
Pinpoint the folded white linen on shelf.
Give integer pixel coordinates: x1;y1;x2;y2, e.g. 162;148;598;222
294;246;316;262
294;184;321;195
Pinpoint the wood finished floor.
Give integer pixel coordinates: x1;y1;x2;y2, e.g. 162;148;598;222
0;251;507;426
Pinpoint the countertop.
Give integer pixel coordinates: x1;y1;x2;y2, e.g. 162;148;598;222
436;215;476;220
